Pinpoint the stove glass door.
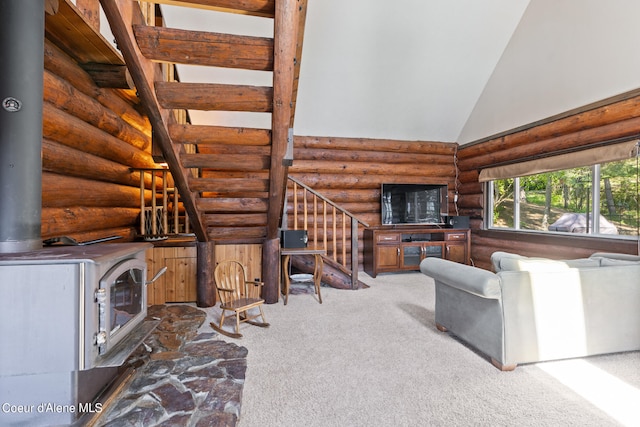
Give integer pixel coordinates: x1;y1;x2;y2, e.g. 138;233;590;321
110;267;143;335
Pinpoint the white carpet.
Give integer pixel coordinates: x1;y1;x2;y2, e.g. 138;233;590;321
198;272;640;427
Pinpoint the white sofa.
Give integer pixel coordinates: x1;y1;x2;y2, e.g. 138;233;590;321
420;252;640;370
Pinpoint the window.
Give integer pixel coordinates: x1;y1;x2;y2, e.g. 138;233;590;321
487;154;640;238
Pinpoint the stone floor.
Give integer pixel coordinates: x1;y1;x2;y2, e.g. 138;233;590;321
96;304;248;427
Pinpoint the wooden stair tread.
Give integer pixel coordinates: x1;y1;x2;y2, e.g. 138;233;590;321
189;177;269;192
155;81;273;112
204;213;267;226
169;124;272;146
134;25;274;71
152;0;275;18
201;192;269;199
206;226;268;242
196;144;271;156
196;197;268;212
181;153;270;170
189;178;269;194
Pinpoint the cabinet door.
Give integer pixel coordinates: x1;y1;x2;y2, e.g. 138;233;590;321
377;245;400;269
445;242;467;264
146;247;197;304
401;244;423;269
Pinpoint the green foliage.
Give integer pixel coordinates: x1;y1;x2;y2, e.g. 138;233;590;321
491;158;640;234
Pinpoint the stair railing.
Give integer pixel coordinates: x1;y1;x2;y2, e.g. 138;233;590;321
286;176;369;289
133;167;191;237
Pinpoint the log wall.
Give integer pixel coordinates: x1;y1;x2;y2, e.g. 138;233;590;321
457;94;640;270
42;38;156;242
288;136;459;269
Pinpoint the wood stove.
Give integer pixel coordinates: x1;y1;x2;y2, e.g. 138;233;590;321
0;243;159;426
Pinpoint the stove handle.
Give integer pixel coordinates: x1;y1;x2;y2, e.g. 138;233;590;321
95;288;107;355
146;266;168;285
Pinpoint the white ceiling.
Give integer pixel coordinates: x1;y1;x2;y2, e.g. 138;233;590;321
158;0;530;143
99;0;640;145
292;0;530;143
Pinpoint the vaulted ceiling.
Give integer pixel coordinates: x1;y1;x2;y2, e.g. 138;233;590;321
100;0;640;145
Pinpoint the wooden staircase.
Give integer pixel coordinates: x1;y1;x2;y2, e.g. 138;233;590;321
100;0;307;244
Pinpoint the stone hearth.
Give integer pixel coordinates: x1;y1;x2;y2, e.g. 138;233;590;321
96;305;247;426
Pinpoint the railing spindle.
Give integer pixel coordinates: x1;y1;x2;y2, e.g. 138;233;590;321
139;171;145;236
313;194;318;249
351;217;359;288
323;200;328;255
333;206;338;262
293;181;298;230
162;170;168;234
173;188;179;233
303;190;308;231
342;212;347;266
132;167;189;237
151;172;157;235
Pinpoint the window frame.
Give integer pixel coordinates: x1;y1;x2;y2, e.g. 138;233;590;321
485;162;639;240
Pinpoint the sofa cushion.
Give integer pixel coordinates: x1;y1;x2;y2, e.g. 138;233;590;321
596;257;640;267
590;252;640;263
491;251;600;272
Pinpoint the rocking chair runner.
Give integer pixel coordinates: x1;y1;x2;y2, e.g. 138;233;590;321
210;260;269;339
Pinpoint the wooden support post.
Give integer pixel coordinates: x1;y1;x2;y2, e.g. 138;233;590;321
262;238;281;304
266;0;297;240
196;241;216;307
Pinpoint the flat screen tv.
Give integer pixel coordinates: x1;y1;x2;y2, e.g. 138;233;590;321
381;183;448;225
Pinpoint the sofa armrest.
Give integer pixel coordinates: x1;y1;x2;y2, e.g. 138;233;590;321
420;258;501;299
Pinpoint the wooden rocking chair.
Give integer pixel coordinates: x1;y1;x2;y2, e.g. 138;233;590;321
210;260;269;339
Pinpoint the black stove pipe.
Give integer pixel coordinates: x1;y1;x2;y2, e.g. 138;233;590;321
0;0;45;253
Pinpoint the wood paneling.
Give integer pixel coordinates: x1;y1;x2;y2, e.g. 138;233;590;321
214;244;263;283
146;246;198;304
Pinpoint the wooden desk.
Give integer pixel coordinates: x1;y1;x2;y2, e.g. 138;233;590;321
281;248;325;305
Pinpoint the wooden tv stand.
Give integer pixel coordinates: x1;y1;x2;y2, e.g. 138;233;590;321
363;226;470;277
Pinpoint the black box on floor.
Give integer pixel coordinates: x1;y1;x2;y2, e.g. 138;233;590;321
281;230;308;248
444;215;470;229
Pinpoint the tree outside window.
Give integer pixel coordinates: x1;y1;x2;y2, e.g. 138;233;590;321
488;157;639;237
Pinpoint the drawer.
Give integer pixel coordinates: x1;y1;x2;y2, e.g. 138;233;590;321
445;232;467;241
377;233;400;243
